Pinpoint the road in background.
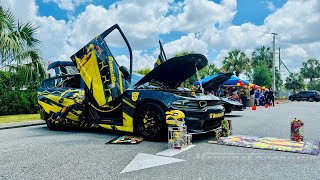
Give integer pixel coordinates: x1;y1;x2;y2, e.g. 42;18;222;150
1;102;319;180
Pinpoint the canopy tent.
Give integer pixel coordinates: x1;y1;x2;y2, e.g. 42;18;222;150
194;72;250;86
222;76;250;86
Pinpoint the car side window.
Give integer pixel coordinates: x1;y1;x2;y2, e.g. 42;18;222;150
42;75;82;89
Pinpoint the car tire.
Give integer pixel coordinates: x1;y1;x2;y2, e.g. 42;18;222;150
309;97;314;102
44;112;62;131
134;102;167;141
290;98;294;102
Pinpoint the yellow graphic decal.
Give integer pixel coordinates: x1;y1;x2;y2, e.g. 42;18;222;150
118;67;123;94
98;112;133;132
108;56;116;87
75;44;106;106
123;98;135;109
131;92;139;102
209;112;224;119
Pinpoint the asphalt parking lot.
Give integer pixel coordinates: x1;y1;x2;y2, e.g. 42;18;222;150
1;102;319;180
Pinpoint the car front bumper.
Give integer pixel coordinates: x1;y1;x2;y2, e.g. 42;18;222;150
177;105;225;134
231;104;244;111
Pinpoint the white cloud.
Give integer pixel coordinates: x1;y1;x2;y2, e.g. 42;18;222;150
161;33;208;58
115;50;156;71
265;0;320;44
170;0;237;32
36;16;69;61
266;1;276;12
202;23;270;50
0;0;38;23
43;0;92;11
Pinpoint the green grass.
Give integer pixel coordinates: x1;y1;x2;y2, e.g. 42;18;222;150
0;114;40;124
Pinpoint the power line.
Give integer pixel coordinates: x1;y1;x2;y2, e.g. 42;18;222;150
280;58;291;74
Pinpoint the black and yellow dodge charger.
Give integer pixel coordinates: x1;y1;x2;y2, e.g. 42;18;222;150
37;24;227;140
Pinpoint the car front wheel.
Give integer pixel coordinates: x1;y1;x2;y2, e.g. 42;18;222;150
134;102;166;141
309;97;314;102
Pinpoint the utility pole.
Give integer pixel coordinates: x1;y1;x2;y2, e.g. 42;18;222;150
271;33;277;93
279;47;282;98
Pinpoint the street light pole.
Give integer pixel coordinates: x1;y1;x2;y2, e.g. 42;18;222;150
279;47;282;98
271;33;277;93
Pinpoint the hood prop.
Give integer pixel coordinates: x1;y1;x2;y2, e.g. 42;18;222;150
195;61;204;94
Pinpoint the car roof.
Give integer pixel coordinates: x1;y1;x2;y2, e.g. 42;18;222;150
47;61;74;70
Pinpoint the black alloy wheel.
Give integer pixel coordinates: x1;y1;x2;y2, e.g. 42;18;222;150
135;103;166;141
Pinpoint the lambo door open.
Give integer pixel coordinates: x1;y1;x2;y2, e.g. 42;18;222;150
70;24;134;130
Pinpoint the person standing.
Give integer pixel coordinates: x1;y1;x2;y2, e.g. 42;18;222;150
269;88;275;106
240;88;248;109
255;90;261;106
264;89;269;105
249;87;255;107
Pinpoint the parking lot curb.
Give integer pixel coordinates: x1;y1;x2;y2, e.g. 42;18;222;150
0;120;45;130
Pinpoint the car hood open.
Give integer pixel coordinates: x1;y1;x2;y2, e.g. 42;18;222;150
134;54;208;88
202;73;233;92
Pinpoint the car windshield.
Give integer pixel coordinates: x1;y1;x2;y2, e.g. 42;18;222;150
129;73;144;88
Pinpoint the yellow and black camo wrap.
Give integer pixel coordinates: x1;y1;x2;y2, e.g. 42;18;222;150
98;96;136;132
70;36;129;107
37;88;85;121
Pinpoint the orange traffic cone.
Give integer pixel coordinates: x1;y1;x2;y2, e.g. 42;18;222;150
265;104;268;108
276;102;280;104
252;106;256;110
270;102;273;106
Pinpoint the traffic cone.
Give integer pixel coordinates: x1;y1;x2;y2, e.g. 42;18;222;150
265;104;268;108
252;106;256;110
270;102;273;106
276;102;280;104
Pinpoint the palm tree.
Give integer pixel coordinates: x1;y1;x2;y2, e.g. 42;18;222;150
0;6;44;86
285;73;304;93
252;46;282;90
222;49;250;77
300;58;320;89
252;46;272;68
134;68;151;75
174;51;193;57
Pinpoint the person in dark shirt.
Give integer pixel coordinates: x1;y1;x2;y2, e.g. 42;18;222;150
240;88;248;109
264;90;269;105
268;88;275;106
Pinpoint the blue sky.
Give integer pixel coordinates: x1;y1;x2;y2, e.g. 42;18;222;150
35;0;287;25
1;0;319;78
34;0;287;40
31;0;289;64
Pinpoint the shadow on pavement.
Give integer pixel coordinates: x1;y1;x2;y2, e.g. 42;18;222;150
225;114;242;117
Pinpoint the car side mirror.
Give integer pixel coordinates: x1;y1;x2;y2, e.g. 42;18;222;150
120;66;130;80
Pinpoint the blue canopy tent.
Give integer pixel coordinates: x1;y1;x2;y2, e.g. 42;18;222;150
194;72;249;86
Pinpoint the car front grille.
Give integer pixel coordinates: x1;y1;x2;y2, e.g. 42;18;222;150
202;118;223;131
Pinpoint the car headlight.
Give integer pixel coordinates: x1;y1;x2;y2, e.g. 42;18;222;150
171;100;199;108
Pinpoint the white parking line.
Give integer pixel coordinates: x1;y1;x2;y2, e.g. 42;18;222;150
121;153;185;173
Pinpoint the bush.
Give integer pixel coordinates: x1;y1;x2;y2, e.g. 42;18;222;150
0;90;38;115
